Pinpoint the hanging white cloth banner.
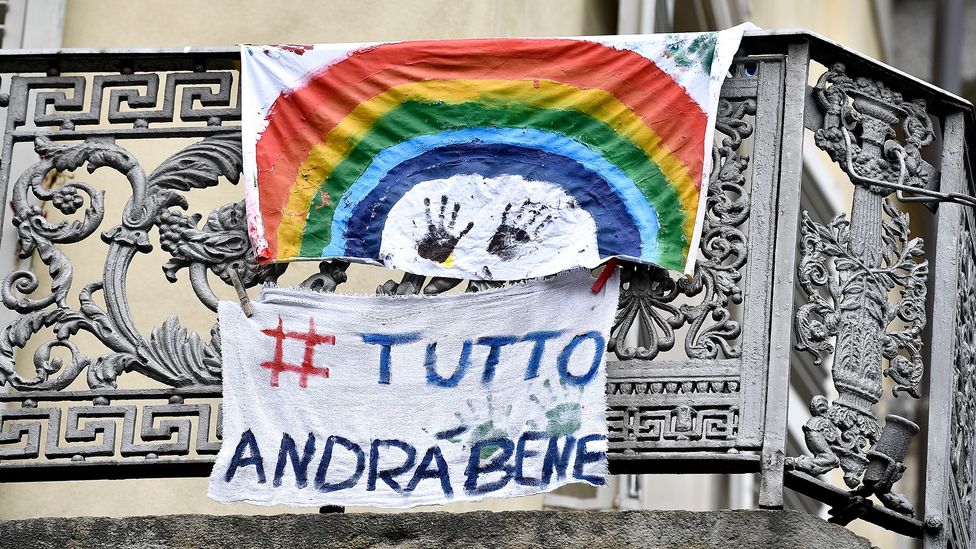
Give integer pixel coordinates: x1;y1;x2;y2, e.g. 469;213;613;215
240;27;752;278
208;269;619;508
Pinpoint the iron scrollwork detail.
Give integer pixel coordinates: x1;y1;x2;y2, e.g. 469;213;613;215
0;132;281;391
947;207;976;547
791;63;930;516
812;63;937;196
150;135;285;311
609;98;754;361
794;199;928;399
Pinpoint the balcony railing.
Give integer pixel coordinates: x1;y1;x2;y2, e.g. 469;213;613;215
0;30;972;549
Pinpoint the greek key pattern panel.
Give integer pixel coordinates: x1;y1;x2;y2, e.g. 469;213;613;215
607;404;739;452
6;71;241;133
606;367;741;453
0;394;222;464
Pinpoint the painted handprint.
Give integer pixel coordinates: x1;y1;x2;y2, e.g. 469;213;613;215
487;199;554;261
416;195;474;263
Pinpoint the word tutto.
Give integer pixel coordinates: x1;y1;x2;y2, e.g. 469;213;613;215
360;330;605;387
223;429;606;497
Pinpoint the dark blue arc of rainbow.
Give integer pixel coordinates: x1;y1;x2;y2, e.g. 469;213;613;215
339;142;644;259
322;127;660;262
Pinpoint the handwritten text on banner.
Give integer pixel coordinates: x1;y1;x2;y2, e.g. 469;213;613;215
208;269;620;508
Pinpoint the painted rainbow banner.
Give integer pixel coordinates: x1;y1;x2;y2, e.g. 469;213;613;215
241;28;746;279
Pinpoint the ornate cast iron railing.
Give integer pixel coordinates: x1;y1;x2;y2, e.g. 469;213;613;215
0;31;973;548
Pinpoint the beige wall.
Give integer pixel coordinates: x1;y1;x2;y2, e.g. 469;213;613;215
61;0;617;47
750;0;885;60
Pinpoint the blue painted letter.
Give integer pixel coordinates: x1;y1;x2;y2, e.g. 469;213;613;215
514;430;547;486
572;434;607;485
464;438;515;494
273;432;316;488
225;428;265;484
520;331;563;380
424;341;472;387
315;435;365;492
406;445;453;497
557;332;605;386
367;439;417;494
476;335;519;384
541;435;576;486
361;332;422;384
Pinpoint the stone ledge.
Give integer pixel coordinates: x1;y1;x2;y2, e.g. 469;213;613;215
0;509;874;549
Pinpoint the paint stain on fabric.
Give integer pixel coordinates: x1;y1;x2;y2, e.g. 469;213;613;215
487;199;555;261
452;395;516;459
529;379;584;437
470;420;509;459
314;190;332;209
279;44;315;56
664;34;716;71
545;403;582;436
415;195;473;263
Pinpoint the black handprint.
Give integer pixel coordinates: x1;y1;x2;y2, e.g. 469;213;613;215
487;199;554;261
416;195;474;263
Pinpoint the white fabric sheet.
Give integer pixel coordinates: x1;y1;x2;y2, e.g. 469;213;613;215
209;269;619;508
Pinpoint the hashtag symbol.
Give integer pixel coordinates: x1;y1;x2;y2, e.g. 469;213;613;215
259;316;335;388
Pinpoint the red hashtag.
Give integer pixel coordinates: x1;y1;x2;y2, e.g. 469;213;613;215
259;316;335;388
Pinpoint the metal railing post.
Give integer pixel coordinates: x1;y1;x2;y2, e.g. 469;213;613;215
759;40;809;509
922;111;967;548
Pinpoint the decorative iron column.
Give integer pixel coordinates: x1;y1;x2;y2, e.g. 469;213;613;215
791;63;932;515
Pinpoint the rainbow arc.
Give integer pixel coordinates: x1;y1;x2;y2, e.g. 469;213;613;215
252;38;712;272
